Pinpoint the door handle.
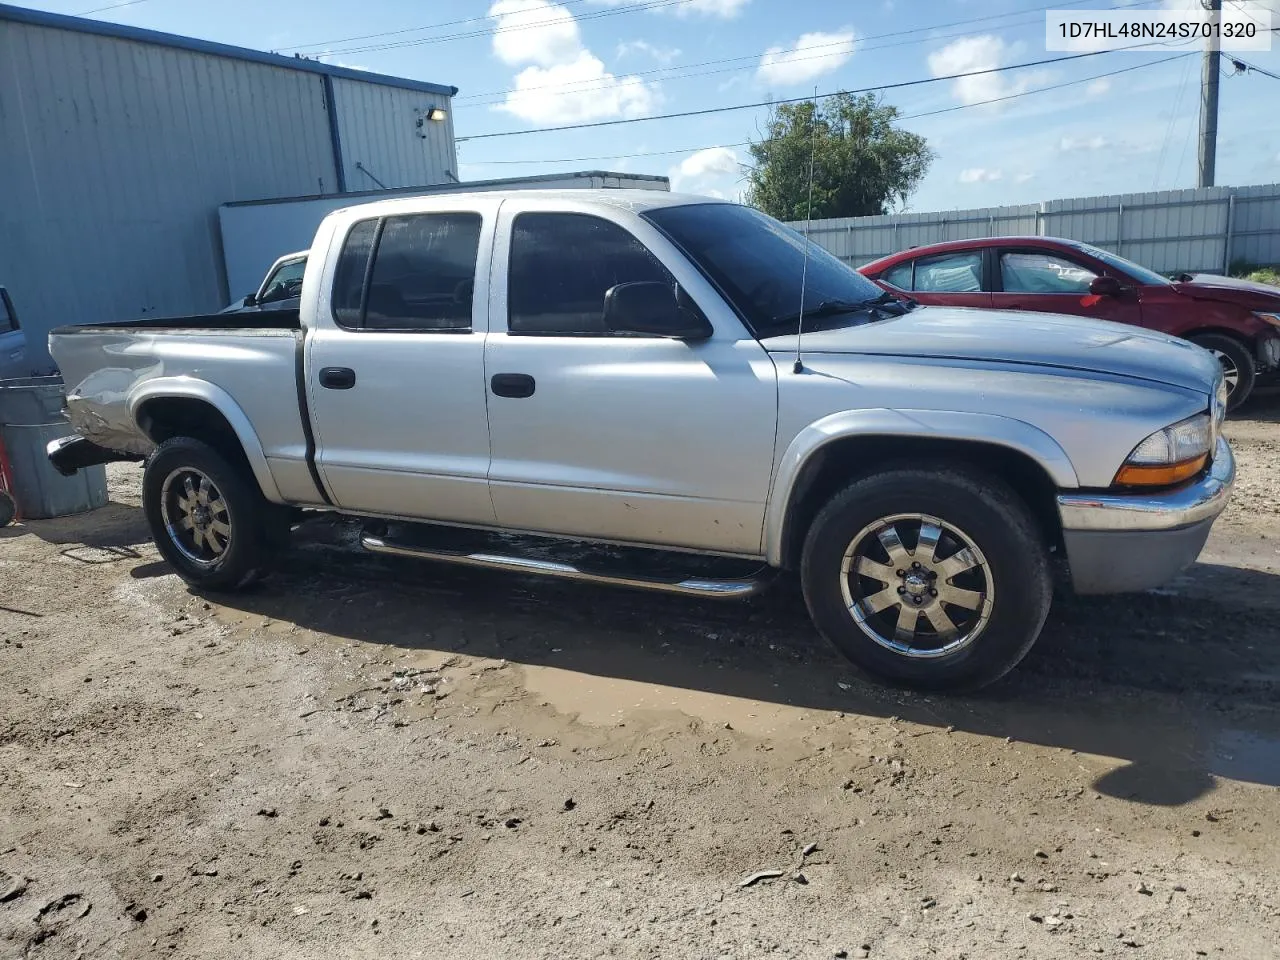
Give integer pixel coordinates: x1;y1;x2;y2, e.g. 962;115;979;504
319;366;356;390
491;373;536;398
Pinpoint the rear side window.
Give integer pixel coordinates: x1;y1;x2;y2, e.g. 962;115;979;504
365;214;483;331
0;289;16;334
331;220;378;327
880;261;913;290
914;252;982;293
330;213;482;331
508;212;673;335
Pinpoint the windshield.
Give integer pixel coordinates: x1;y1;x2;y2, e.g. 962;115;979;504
643;203;889;336
1071;242;1171;287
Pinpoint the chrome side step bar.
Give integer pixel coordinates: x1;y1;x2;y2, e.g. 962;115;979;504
359;535;772;599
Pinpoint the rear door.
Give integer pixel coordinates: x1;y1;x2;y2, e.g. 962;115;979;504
884;250;991;308
306;201;499;524
990;246;1143;326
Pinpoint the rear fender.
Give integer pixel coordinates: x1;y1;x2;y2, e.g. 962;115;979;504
764;408;1079;567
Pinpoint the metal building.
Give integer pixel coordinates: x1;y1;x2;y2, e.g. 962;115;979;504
0;3;458;367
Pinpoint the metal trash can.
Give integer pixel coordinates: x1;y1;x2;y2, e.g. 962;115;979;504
0;376;108;521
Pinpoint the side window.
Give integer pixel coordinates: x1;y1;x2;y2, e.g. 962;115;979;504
365;213;483;331
331;219;378;327
259;259;306;304
0;289;16;334
508;212;673;335
914;252;982;293
880;261;913;290
1000;251;1096;294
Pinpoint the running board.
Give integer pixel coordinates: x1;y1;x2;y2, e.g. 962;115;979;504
359;534;771;599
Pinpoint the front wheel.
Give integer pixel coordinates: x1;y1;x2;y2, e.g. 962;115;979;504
143;437;288;591
801;467;1053;692
1191;333;1255;411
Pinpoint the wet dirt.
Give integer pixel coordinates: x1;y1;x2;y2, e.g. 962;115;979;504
2;398;1279;959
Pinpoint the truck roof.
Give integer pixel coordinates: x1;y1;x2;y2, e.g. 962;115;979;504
327;189;722;220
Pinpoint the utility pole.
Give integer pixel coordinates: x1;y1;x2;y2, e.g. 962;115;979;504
1197;0;1222;187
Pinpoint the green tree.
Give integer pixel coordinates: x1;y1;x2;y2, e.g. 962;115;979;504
746;92;934;221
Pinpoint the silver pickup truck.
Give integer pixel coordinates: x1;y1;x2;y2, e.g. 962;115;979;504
47;191;1235;690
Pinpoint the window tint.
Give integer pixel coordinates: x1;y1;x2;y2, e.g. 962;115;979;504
365;213;482;331
914;252;982;293
259;258;306;304
331;220;378;327
509;213;673;335
1000;252;1096;294
880;261;913;290
0;289;16;334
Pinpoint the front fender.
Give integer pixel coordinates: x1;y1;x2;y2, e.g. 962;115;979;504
128;377;284;504
763;408;1079;567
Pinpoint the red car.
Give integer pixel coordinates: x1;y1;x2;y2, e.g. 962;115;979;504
858;236;1280;408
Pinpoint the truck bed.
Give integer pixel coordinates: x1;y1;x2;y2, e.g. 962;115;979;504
49;308;301;334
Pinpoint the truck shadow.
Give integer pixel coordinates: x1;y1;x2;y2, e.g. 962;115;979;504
194;518;1280;808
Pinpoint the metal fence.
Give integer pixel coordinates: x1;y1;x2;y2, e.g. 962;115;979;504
790;183;1280;275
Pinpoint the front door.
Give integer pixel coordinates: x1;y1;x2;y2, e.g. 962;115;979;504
307;203;499;525
483;205;779;556
990;247;1143;326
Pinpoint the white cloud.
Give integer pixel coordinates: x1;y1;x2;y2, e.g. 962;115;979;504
669;146;741;195
757;30;856;86
927;35;1046;106
1086;77;1111;97
958;168;1003;183
1015;172;1035;183
616;39;681;63
1060;135;1109;151
586;0;750;17
488;0;659;123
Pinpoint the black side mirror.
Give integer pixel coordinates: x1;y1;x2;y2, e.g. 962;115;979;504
242;293;258;307
603;282;712;340
1089;275;1123;297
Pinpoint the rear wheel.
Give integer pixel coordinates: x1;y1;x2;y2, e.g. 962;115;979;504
1191;333;1255;410
143;437;288;590
801;467;1052;691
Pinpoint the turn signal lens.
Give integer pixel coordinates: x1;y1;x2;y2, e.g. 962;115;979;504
1114;455;1208;487
1114;414;1213;487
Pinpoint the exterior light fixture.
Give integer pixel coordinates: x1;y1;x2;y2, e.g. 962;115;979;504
426;107;447;122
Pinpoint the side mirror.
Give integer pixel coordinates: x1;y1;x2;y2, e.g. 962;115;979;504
242;293;258;307
603;282;712;340
1089;275;1123;297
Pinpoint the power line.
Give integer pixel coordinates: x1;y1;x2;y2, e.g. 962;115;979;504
458;46;1184;142
315;0;691;58
76;0;147;14
454;0;1145;105
290;0;603;52
461;54;1192;166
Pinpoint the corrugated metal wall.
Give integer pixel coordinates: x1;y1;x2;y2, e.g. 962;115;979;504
331;78;456;191
793;183;1280;275
0;14;458;368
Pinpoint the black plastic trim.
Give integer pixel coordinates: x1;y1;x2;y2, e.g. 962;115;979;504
293;333;333;506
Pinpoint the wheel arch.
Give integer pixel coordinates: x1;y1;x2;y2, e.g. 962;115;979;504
130;380;283;503
766;410;1077;569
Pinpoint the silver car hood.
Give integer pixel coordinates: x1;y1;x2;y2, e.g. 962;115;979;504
762;306;1219;394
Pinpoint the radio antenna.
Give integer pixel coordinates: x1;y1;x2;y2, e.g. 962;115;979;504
793;86;819;375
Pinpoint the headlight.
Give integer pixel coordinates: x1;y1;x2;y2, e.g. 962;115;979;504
1114;413;1212;487
1255;311;1280;329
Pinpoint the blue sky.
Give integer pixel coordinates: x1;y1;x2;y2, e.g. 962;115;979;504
23;0;1280;210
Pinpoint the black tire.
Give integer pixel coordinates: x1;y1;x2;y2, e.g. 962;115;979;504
1191;333;1255;411
800;467;1052;692
142;436;288;591
0;489;14;527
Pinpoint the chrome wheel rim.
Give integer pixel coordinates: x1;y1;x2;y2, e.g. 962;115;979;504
159;467;232;567
839;513;994;659
1210;349;1240;393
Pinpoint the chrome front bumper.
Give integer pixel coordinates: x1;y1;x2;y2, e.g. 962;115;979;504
1057;437;1235;533
1055;438;1235;594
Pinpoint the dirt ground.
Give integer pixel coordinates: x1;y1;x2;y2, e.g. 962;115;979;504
3;398;1279;960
